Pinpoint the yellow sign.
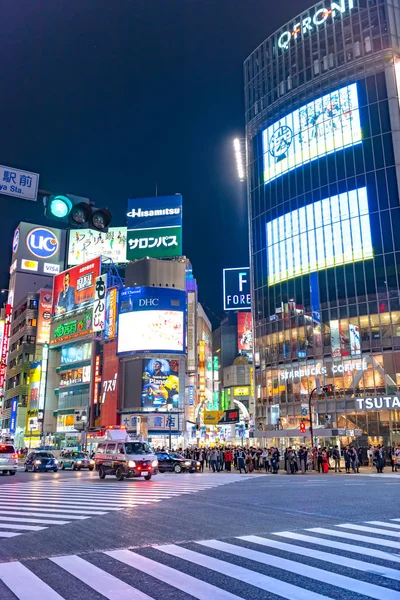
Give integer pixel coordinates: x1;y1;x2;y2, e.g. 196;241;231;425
234;386;249;396
203;410;225;425
250;366;255;400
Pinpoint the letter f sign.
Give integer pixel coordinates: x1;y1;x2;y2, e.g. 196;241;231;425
238;272;247;292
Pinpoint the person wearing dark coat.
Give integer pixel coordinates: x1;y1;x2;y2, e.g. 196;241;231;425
271;447;280;474
374;445;385;473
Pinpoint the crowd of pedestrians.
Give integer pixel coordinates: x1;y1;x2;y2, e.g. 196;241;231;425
177;444;400;474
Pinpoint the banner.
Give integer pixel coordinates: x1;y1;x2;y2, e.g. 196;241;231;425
141;358;179;411
105;287;118;340
25;362;41;437
187;292;196;371
237;312;252;352
203;410;241;425
0;305;11;395
37;290;53;344
68;227;128;266
309;272;322;347
52;256;101;317
93;274;107;332
350;323;361;356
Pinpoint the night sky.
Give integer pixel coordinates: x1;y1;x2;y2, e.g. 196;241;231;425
0;0;311;324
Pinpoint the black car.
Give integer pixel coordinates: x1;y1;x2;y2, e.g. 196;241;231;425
156;452;193;473
24;451;58;473
170;452;201;473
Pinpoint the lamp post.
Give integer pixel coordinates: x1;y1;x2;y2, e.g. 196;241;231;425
167;402;173;451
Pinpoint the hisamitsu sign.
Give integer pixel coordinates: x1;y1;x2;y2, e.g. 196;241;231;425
356;396;400;410
223;267;251;311
0;165;39;201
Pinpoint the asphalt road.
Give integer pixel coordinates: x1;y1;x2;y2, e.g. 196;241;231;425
0;469;399;599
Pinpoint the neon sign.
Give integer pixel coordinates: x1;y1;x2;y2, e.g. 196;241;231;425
277;0;355;50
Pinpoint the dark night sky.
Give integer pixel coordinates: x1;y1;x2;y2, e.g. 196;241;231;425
0;0;310;324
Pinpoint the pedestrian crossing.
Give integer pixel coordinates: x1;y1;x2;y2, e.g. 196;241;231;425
0;518;400;598
0;473;256;538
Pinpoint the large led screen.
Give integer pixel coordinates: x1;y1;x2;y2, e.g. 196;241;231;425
267;187;373;285
117;287;186;354
262;83;362;184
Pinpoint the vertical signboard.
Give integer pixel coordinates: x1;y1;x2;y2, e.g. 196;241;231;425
10;399;18;434
37;290;53;344
199;340;205;397
93;355;101;405
93;274;107;333
349;323;361;356
100;340;119;427
237;312;252;353
187;291;196;372
0;305;12;395
105;287;118;340
25;363;42;437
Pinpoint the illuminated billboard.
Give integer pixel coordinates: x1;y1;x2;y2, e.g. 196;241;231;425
37;290;53;344
237;312;252;352
117;287;186;354
68;228;128;266
142;358;179;411
267;187;373;285
52;257;101;317
262;83;361;184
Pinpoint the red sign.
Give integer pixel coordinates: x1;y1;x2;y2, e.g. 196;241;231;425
299;421;306;434
52;257;101;317
93;355;101;405
37;290;53;344
0;304;12;395
238;312;252;351
100;340;119;427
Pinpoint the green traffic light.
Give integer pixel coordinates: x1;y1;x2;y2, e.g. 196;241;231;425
49;195;72;218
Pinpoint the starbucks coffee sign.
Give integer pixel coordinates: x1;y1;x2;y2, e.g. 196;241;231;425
356;396;400;410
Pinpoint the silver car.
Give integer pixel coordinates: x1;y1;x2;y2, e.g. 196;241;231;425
0;444;18;476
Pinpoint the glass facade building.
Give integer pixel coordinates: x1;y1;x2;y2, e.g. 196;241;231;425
245;0;400;445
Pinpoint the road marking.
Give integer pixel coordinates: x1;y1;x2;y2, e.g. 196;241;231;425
308;527;400;549
157;544;334;600
51;554;153;600
0;523;45;531
0;561;64;599
273;531;400;564
0;515;69;525
106;549;244;600
0;510;89;520
366;521;400;530
240;535;400;582
336;523;400;538
0;531;21;537
0;504;106;516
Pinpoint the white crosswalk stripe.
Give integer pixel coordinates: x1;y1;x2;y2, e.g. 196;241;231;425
0;474;255;538
0;517;400;599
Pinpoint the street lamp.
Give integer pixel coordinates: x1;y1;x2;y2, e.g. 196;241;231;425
233;138;246;181
167;402;173;451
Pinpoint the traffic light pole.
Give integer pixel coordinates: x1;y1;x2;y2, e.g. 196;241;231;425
308;387;317;446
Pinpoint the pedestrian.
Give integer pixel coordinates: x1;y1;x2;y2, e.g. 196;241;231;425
321;450;329;473
261;448;269;472
210;448;219;473
237;448;247;473
367;445;374;468
357;447;363;472
343;446;351;473
246;452;254;473
349;447;358;473
332;445;341;473
271;447;280;474
317;449;323;473
388;446;396;472
307;448;314;471
199;449;205;472
224;448;233;472
299;446;307;474
374;445;385;473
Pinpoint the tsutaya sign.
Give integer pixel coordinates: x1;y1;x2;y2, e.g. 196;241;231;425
280;359;367;380
277;0;355;50
356;396;400;410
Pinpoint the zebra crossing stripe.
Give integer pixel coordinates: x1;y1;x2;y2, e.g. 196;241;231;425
239;534;400;581
365;521;400;530
0;561;63;599
106;549;243;600
50;555;153;600
307;527;400;549
157;544;334;600
335;523;400;538
272;531;400;564
195;539;400;600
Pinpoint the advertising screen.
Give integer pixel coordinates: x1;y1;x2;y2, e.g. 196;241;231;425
117;287;186;354
68;228;128;266
52;257;101;317
237;312;252;352
37;290;53;344
141;358;179;411
266;187;373;285
262;83;362;184
60;342;92;365
126;195;182;260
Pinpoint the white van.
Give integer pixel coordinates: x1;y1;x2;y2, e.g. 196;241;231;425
0;443;18;475
94;435;158;481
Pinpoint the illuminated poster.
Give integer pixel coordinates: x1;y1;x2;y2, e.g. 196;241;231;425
350;323;361;356
266;188;373;285
68;227;128;266
37;290;53;344
237;312;252;352
105;287;118;340
141;358;179;411
263;83;362;184
52;257;101;317
330;320;350;358
25;363;41;437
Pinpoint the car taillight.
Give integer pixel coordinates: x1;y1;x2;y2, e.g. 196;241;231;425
11;454;18;459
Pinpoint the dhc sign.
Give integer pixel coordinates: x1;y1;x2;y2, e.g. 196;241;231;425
277;0;355;50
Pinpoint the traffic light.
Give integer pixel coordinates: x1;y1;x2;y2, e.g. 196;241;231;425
322;385;335;393
43;194;112;232
299;421;306;434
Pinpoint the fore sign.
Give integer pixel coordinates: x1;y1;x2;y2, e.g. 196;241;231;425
277;0;355;51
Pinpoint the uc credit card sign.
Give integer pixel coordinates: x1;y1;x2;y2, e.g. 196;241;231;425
223;267;251;311
11;223;66;275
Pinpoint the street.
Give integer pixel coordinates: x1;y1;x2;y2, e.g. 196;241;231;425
0;470;399;598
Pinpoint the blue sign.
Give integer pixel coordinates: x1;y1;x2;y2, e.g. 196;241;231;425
10;399;18;434
223;267;251;311
119;286;186;314
127;195;182;231
188;386;195;406
12;228;19;253
26;227;59;259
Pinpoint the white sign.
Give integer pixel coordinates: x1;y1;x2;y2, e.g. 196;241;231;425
0;165;39;201
43;263;60;275
280;359;367;380
93;274;107;333
277;0;355;50
68;228;128;266
187;292;196;372
356;397;400;410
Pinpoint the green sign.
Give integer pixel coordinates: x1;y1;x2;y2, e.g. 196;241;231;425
126;226;182;260
51;312;92;345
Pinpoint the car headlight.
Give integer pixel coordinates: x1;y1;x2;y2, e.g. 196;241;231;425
152;459;158;467
76;461;82;464
128;460;136;468
54;460;58;465
90;460;95;465
196;461;201;466
184;461;191;466
34;460;41;465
